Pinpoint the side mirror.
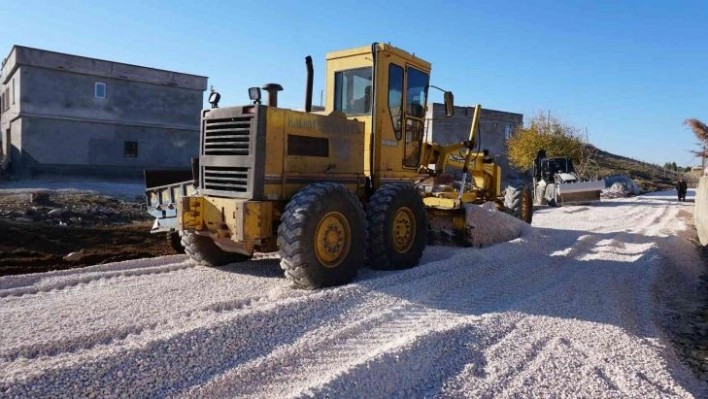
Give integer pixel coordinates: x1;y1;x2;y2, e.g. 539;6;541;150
444;91;454;117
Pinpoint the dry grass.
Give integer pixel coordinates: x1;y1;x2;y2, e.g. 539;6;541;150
685;118;708;143
582;144;698;193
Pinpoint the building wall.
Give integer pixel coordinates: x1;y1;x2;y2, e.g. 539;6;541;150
0;45;207;178
19;66;202;127
19;117;197;172
425;103;525;185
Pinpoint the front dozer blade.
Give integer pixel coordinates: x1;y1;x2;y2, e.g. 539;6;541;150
556;180;604;206
557;191;602;205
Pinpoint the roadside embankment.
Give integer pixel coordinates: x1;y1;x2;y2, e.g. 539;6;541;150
695;177;708;246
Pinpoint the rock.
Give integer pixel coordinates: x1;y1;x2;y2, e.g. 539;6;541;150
30;191;50;204
64;249;86;262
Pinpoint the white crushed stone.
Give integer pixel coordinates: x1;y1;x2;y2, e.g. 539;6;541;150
464;203;526;247
0;190;705;398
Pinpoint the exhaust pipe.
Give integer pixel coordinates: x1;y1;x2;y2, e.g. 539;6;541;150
305;55;313;112
191;157;200;188
262;83;283;107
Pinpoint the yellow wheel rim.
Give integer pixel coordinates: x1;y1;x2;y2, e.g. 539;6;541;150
315;211;351;268
522;191;532;221
392;207;416;253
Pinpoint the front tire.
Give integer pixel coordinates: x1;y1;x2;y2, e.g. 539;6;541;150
277;182;367;290
366;183;428;270
181;231;250;266
504;184;534;224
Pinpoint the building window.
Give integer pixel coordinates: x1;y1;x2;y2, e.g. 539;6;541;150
124;141;138;158
504;124;514;140
11;79;15;104
95;82;107;99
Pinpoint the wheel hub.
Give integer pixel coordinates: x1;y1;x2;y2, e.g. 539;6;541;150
315;212;351;268
392;207;416;253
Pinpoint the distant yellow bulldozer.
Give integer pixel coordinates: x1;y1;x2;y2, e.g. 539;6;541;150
148;42;533;289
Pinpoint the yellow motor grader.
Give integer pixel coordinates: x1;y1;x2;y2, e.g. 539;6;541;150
172;42;533;289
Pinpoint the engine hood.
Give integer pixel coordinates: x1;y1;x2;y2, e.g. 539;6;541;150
556;173;578;183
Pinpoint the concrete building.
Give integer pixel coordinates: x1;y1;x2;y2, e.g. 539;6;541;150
424;103;524;184
0;45;208;179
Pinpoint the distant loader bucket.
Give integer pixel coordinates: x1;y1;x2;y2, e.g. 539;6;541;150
556;180;604;206
463;203;526;248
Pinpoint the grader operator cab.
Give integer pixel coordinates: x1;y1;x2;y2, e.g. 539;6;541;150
174;42;533;289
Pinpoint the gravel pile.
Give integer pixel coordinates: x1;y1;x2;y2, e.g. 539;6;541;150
0;190;705;398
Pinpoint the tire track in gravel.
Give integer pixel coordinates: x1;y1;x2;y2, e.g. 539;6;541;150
2;251;501;396
0;249;484;372
0;259;290;362
0;226;544;397
0;284;377;396
462;204;684;398
0;259;196;298
174;227;606;398
428;222;661;397
0;255;189;290
626;201;671;235
3;195;696;398
0;287;290;362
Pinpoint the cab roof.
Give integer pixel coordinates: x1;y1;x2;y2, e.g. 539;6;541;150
326;42;432;70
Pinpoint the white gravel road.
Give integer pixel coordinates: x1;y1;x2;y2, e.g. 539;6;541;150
1;189;706;398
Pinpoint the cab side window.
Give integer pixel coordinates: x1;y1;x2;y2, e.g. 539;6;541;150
334;67;373;115
406;67;429;118
388;64;404;140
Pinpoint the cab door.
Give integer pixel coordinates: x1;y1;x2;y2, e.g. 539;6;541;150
373;52;430;185
401;67;429;170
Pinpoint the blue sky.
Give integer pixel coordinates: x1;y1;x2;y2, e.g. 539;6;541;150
3;0;707;166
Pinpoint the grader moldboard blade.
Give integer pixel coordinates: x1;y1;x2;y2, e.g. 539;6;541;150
426;202;528;248
463;203;526;247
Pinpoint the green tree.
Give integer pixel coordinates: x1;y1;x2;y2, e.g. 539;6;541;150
506;110;590;174
664;161;678;171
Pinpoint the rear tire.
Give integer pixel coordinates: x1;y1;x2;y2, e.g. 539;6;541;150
167;231;185;254
277;182;366;290
181;231;250;266
366;183;428;270
504;184;534;224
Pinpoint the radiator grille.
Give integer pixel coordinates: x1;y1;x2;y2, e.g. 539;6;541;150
203;116;252;156
202;166;249;193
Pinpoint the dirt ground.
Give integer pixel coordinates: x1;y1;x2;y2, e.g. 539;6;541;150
0;190;177;277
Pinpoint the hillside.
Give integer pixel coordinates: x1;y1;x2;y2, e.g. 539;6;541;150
582;145;699;193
